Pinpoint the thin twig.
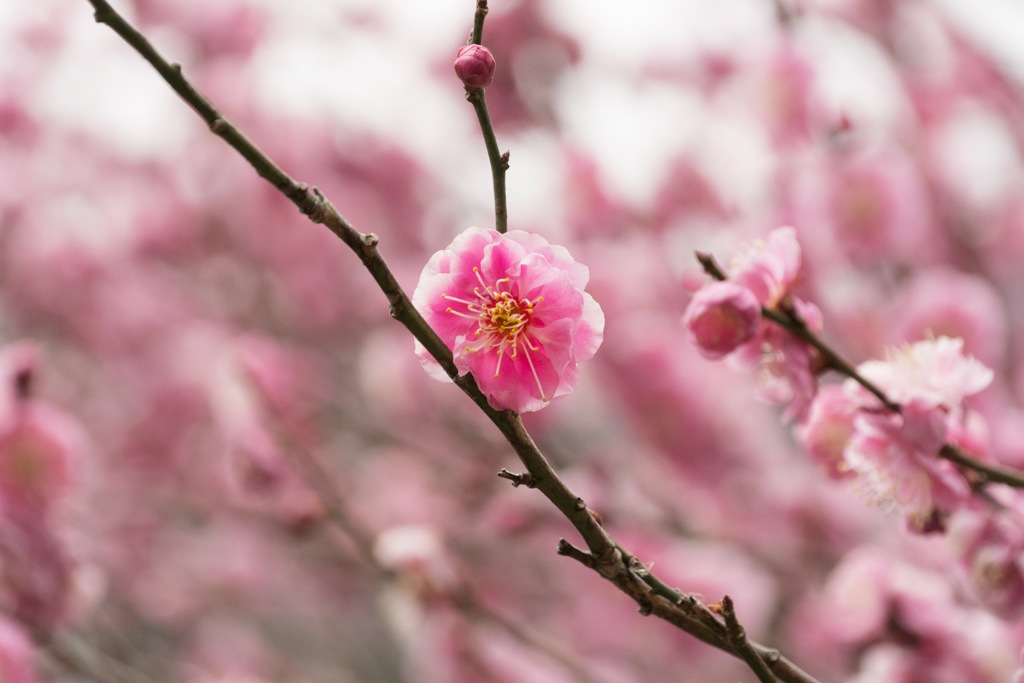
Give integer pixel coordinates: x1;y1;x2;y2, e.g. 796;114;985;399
452;587;613;683
721;596;778;683
470;0;488;46
463;0;508;234
43;631;163;683
941;444;1024;488
83;3;822;680
466;89;508;234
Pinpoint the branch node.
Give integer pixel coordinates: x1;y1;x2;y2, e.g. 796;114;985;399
574;497;586;511
362;233;379;248
626;554;649;577
210;116;227;134
556;539;596;568
500;151;510;169
637;599;654;616
497;468;537;488
303;186;332;223
169;61;182;74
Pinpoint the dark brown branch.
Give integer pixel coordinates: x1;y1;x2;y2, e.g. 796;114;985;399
722;596;778;683
83;3;821;680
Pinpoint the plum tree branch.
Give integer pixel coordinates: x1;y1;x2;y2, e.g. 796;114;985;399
694;251;1024;490
83;1;822;680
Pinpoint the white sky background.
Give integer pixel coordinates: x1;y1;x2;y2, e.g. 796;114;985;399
3;0;1024;235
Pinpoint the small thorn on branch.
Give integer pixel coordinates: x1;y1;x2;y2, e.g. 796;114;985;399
556;539;596;568
497;468;537;488
501;151;510;169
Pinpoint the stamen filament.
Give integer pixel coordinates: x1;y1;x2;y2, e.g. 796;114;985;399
446;308;481;321
445;267;546;401
521;341;548;402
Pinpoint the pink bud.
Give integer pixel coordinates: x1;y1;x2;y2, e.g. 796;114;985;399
454;44;495;91
683;281;762;359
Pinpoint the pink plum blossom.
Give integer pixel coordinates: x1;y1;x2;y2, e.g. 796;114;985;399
412;227;604;413
682;281;761;359
734;301;822;423
853;336;994;411
795;383;857;480
684;227;821;420
888;268;1008;371
844;399;969;533
728;226;803;309
950;502;1024;620
840;337;994;532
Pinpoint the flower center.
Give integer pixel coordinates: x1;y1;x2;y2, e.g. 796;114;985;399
485;291;532;340
441;267;547;402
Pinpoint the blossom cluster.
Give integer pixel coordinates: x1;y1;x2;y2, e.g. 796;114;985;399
683;227;822;421
685;227;1020;625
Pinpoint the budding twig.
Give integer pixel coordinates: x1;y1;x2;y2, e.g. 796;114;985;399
467;88;509;234
470;0;488;46
463;0;509;234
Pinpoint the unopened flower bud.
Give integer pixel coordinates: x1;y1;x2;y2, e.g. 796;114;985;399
683;281;762;359
454;44;495;91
